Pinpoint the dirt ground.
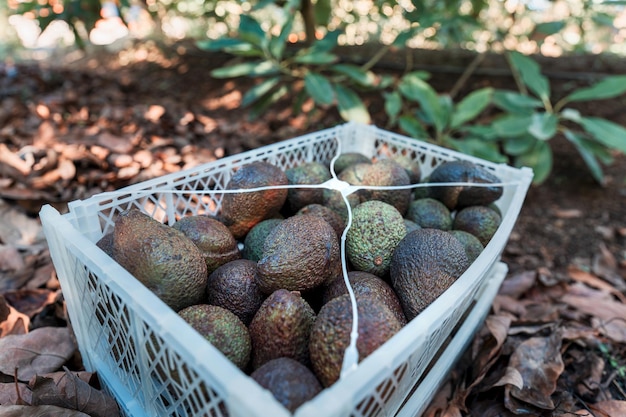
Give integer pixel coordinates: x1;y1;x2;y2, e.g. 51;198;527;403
1;42;625;415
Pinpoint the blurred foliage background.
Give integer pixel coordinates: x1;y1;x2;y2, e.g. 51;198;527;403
2;0;626;184
3;0;626;56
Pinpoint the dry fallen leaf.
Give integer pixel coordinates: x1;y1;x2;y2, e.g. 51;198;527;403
568;266;626;303
30;368;120;417
506;330;564;411
498;270;537;298
0;245;25;273
423;379;463;417
0;297;29;337
0;199;45;247
561;283;626;343
2;289;60;319
492;366;524;390
0;143;31;176
467;398;518;416
592;243;626;293
586;400;626;416
0;327;76;381
0;404;90;416
553;208;583;219
0;381;33;405
575;352;605;400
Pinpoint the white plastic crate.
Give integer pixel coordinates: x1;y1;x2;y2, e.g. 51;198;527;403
40;122;532;417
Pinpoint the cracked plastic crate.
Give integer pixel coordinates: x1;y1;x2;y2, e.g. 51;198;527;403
40;122;533;417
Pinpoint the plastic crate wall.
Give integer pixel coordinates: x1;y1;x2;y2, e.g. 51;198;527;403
40;123;533;417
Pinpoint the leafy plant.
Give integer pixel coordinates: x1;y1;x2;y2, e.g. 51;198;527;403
401;0;489;47
197;0;375;123
487;51;626;184
385;71;506;163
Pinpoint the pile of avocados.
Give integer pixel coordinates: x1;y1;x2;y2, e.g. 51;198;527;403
97;153;504;412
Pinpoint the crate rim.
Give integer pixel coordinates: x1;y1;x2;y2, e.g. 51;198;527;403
41;122;534;417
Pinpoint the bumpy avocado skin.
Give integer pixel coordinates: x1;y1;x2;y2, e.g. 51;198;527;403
390;228;470;321
346;200;406;277
428;160;503;210
322;189;361;223
338;162;371;186
112;209;208;312
257;214;341;293
391;154;422;184
406;197;453;230
96;232;114;256
403;219;421;234
248;289;316;369
323;270;407;325
172;215;241;273
412;175;432;200
250;357;322;412
449;230;485;263
453;205;502;246
309;293;402;387
206;259;265;326
361;159;412;215
331;152;371;175
178;304;251;370
242;218;283;262
296;203;346;240
220;161;288;239
285;162;332;213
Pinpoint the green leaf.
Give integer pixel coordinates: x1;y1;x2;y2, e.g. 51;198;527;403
578;116;626;153
331;64;377;87
503;134;536;156
564;75;626;103
508;51;551;102
531;21;567;38
515;140;553;184
239;15;267;48
310;30;340;53
398;116;429;140
200;39;263;57
440;95;454;122
335;85;371;124
492;90;543;114
241;77;281;107
560;108;582;122
398;72;445;133
293;51;338;65
384;91;403;125
378;75;396;90
392;27;418;48
461;125;500;141
491;114;533;137
528;112;558;141
446;137;507;163
563;129;605;184
252;0;276;10
450;87;493;129
210;61;278;78
304;73;335;105
269;13;294;60
196;38;250;51
249;85;289;119
592;12;617;27
314;0;332;26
